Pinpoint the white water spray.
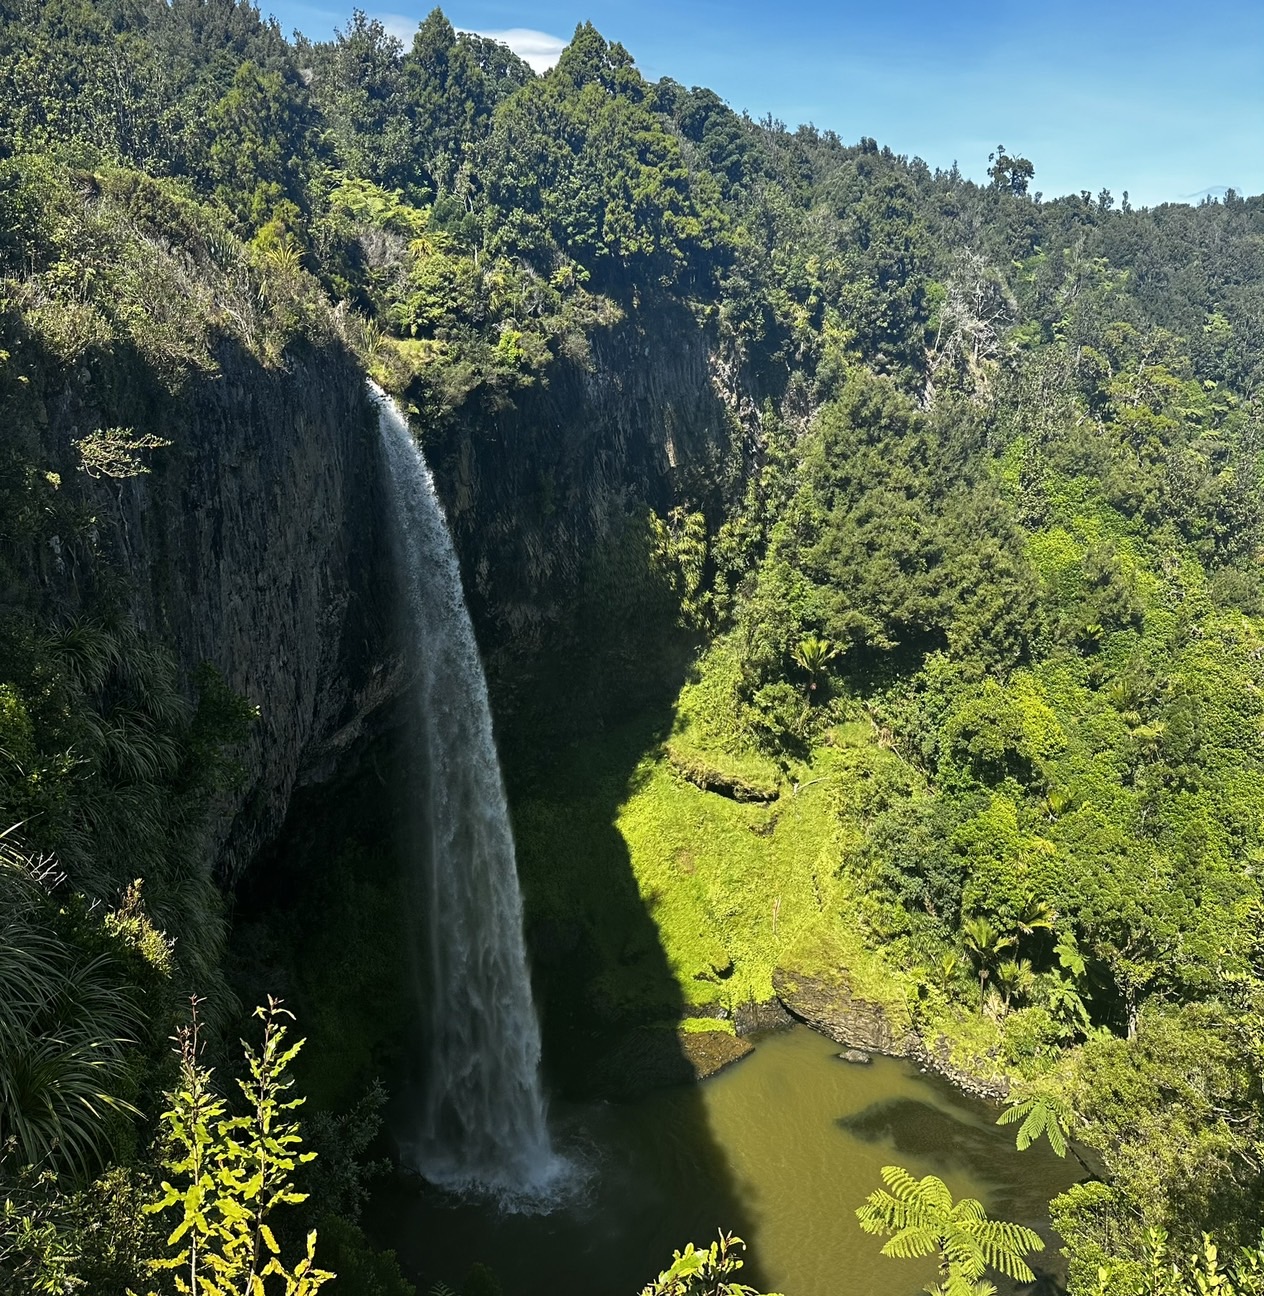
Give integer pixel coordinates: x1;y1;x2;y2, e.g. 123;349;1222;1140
375;388;566;1207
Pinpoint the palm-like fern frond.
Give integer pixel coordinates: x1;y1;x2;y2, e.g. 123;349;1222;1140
857;1166;1044;1291
877;1225;940;1260
929;1276;997;1296
883;1163;954;1209
970;1219;1043;1280
997;1093;1072;1157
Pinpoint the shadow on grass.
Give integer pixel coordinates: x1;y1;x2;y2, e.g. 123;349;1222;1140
381;663;770;1295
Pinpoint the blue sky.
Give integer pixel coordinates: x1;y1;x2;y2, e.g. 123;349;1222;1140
265;0;1263;208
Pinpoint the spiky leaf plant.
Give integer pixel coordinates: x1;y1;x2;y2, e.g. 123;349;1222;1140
0;832;143;1177
17;617;239;1014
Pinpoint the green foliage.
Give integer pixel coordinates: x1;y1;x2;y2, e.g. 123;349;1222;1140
301;1081;389;1225
1087;1228;1264;1296
208;60;311;234
301;1214;415;1296
790;634;839;698
483;23;727;290
639;1232;775;1296
856;1165;1044;1296
140;998;333;1296
1;1162;156;1295
460;1262;501;1296
987;145;1034;197
1057;1002;1264;1262
73;428;171;480
996;1091;1071;1156
960;916;1016;1004
1;4;1264;1288
0;832;144;1177
0;614;243;1007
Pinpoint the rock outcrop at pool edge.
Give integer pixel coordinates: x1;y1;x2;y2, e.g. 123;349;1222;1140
773;969;1011;1100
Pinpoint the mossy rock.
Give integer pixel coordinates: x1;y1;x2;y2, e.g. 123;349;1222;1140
665;742;781;802
585;1024;753;1098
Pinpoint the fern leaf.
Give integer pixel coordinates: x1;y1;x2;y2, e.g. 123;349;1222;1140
881;1226;940;1261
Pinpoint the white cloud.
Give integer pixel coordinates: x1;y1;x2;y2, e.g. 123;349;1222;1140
468;27;567;73
375;13;420;45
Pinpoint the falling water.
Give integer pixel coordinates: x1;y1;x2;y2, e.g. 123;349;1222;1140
375;388;566;1207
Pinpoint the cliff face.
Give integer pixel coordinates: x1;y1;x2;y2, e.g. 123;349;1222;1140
26;298;752;883
423;299;754;672
38;340;404;882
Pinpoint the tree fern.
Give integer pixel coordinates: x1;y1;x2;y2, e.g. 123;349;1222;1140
996;1093;1071;1157
857;1166;1043;1293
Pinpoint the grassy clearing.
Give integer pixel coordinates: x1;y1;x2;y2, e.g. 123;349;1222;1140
514;652;924;1030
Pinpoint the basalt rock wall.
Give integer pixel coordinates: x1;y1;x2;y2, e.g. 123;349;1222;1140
24;295;759;883
422;298;758;694
31;339;405;883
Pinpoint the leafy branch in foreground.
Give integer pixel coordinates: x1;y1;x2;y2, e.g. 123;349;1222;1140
639;1231;779;1296
856;1165;1044;1296
138;997;333;1296
1090;1227;1264;1296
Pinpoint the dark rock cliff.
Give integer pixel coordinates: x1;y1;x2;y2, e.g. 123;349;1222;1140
36;340;404;882
27;298;755;882
422;300;756;696
773;969;1010;1099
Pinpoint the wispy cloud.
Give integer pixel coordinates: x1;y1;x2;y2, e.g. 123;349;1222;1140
469;27;567;73
374;12;419;45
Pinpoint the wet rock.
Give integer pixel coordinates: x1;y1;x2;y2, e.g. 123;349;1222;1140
680;1030;753;1081
585;1026;753;1099
773;968;914;1056
837;1048;872;1064
773;968;1009;1100
731;998;793;1037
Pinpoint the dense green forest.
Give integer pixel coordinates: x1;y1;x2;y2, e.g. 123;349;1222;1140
2;0;1264;1293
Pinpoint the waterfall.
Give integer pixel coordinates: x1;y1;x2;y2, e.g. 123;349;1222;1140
375;388;565;1207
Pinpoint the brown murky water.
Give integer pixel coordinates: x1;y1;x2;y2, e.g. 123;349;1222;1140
374;1025;1083;1295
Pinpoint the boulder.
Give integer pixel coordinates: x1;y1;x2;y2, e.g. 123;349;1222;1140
837;1048;872;1064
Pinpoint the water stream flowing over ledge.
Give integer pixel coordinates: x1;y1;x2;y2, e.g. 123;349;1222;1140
375;386;569;1208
